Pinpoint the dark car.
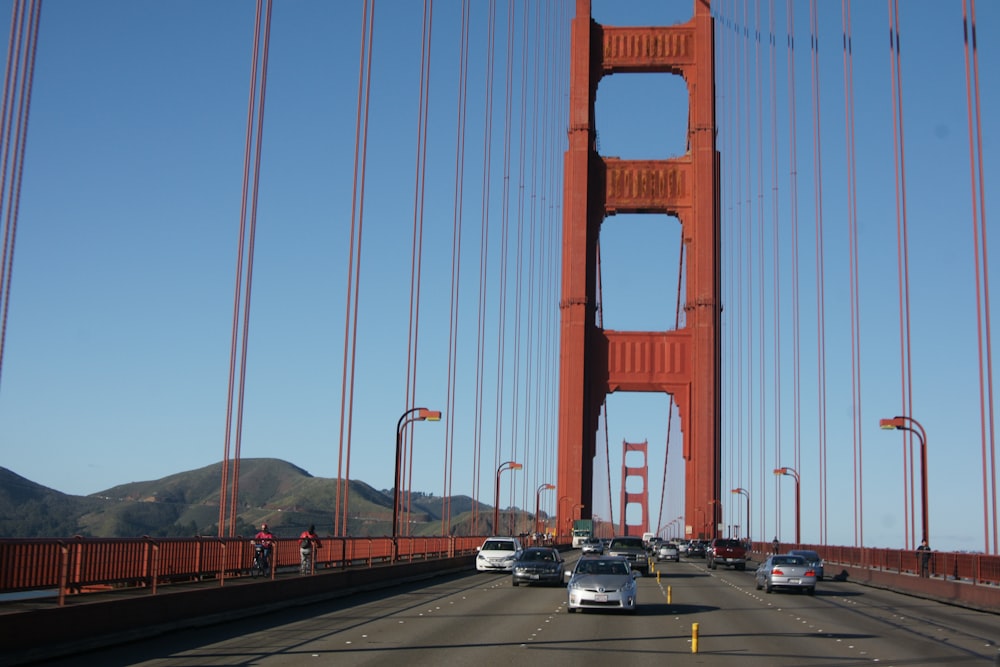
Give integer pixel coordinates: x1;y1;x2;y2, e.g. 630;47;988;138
606;536;649;574
687;540;707;557
512;547;564;586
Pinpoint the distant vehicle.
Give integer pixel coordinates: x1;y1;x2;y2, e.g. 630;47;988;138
511;547;564;586
707;538;747;570
787;549;825;581
581;537;604;555
677;540;690;555
475;537;522;572
687;540;707;558
755;554;817;594
572;519;595;548
606;536;649;574
566;555;639;613
656;543;679;562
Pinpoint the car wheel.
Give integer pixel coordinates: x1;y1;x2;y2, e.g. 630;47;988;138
806;587;815;595
737;564;746;571
512;579;519;586
755;579;762;590
765;581;773;594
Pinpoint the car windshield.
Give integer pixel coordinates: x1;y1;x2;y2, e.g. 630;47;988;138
577;560;628;576
790;550;819;561
483;541;516;551
521;549;555;561
611;538;643;549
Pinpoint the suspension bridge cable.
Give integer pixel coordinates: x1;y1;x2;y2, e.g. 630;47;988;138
334;0;375;537
962;0;997;554
809;0;830;546
471;0;498;533
841;0;865;548
402;0;434;536
219;0;272;537
888;0;916;548
0;0;41;395
441;0;471;536
767;0;782;547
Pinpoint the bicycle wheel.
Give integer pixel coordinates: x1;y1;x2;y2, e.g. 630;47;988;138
252;553;265;578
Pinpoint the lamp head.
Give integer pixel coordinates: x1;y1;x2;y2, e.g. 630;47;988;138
419;409;442;421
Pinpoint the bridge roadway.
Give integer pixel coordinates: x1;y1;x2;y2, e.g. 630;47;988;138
24;553;1000;666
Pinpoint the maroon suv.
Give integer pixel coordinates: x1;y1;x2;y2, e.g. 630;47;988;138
707;538;747;570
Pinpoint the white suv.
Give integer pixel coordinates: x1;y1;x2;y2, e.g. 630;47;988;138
475;537;523;572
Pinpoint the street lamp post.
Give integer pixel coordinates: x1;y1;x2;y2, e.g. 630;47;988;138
494;461;522;535
535;483;555;538
732;487;750;544
393;407;441;540
880;415;930;545
773;467;800;545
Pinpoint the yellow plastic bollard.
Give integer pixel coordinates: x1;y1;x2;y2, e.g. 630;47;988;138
667;585;672;604
656;571;661;584
692;622;699;653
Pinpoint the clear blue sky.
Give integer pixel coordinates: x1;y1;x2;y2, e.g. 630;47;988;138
1;1;996;553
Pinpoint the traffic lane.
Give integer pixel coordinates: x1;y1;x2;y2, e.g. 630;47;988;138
35;569;572;667
691;559;1000;665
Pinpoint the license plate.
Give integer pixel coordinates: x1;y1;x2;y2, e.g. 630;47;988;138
788;578;800;584
530;574;539;580
594;594;608;602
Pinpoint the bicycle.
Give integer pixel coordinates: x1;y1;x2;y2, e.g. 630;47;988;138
251;543;270;578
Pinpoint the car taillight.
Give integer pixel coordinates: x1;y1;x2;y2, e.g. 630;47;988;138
771;568;784;575
805;569;816;577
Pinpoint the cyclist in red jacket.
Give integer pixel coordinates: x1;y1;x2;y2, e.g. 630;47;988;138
254;523;275;571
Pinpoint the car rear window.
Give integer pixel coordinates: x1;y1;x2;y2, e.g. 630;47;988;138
483;540;516;551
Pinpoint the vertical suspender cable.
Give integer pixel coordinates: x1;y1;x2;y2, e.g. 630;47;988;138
492;0;516;532
786;0;803;539
808;0;829;546
888;0;916;548
767;0;782;547
962;0;997;554
472;0;498;533
219;0;272;537
0;0;41;393
754;0;766;546
841;0;865;548
402;0;434;535
335;0;375;536
442;0;471;535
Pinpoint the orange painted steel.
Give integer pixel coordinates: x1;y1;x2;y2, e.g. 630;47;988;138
618;440;650;537
0;536;488;604
557;0;721;540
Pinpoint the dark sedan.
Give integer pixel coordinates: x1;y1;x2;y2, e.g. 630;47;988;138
512;547;565;586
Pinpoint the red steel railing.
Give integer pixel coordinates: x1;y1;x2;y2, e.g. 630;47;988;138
749;541;1000;586
0;535;487;605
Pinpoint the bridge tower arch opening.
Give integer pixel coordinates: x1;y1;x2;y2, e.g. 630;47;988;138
556;0;720;541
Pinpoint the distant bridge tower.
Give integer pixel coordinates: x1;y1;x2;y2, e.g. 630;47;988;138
618;440;650;537
556;0;721;540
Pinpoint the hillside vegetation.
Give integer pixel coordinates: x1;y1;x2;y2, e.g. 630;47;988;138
0;459;502;539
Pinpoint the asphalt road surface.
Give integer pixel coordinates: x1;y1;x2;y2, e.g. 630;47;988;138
35;555;1000;666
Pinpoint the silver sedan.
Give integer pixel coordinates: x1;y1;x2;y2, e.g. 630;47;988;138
566;556;639;612
755;554;817;594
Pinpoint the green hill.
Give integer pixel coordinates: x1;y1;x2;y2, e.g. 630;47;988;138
0;459;509;539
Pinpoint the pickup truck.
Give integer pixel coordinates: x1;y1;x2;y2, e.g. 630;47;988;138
707;538;747;570
606;536;649;574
